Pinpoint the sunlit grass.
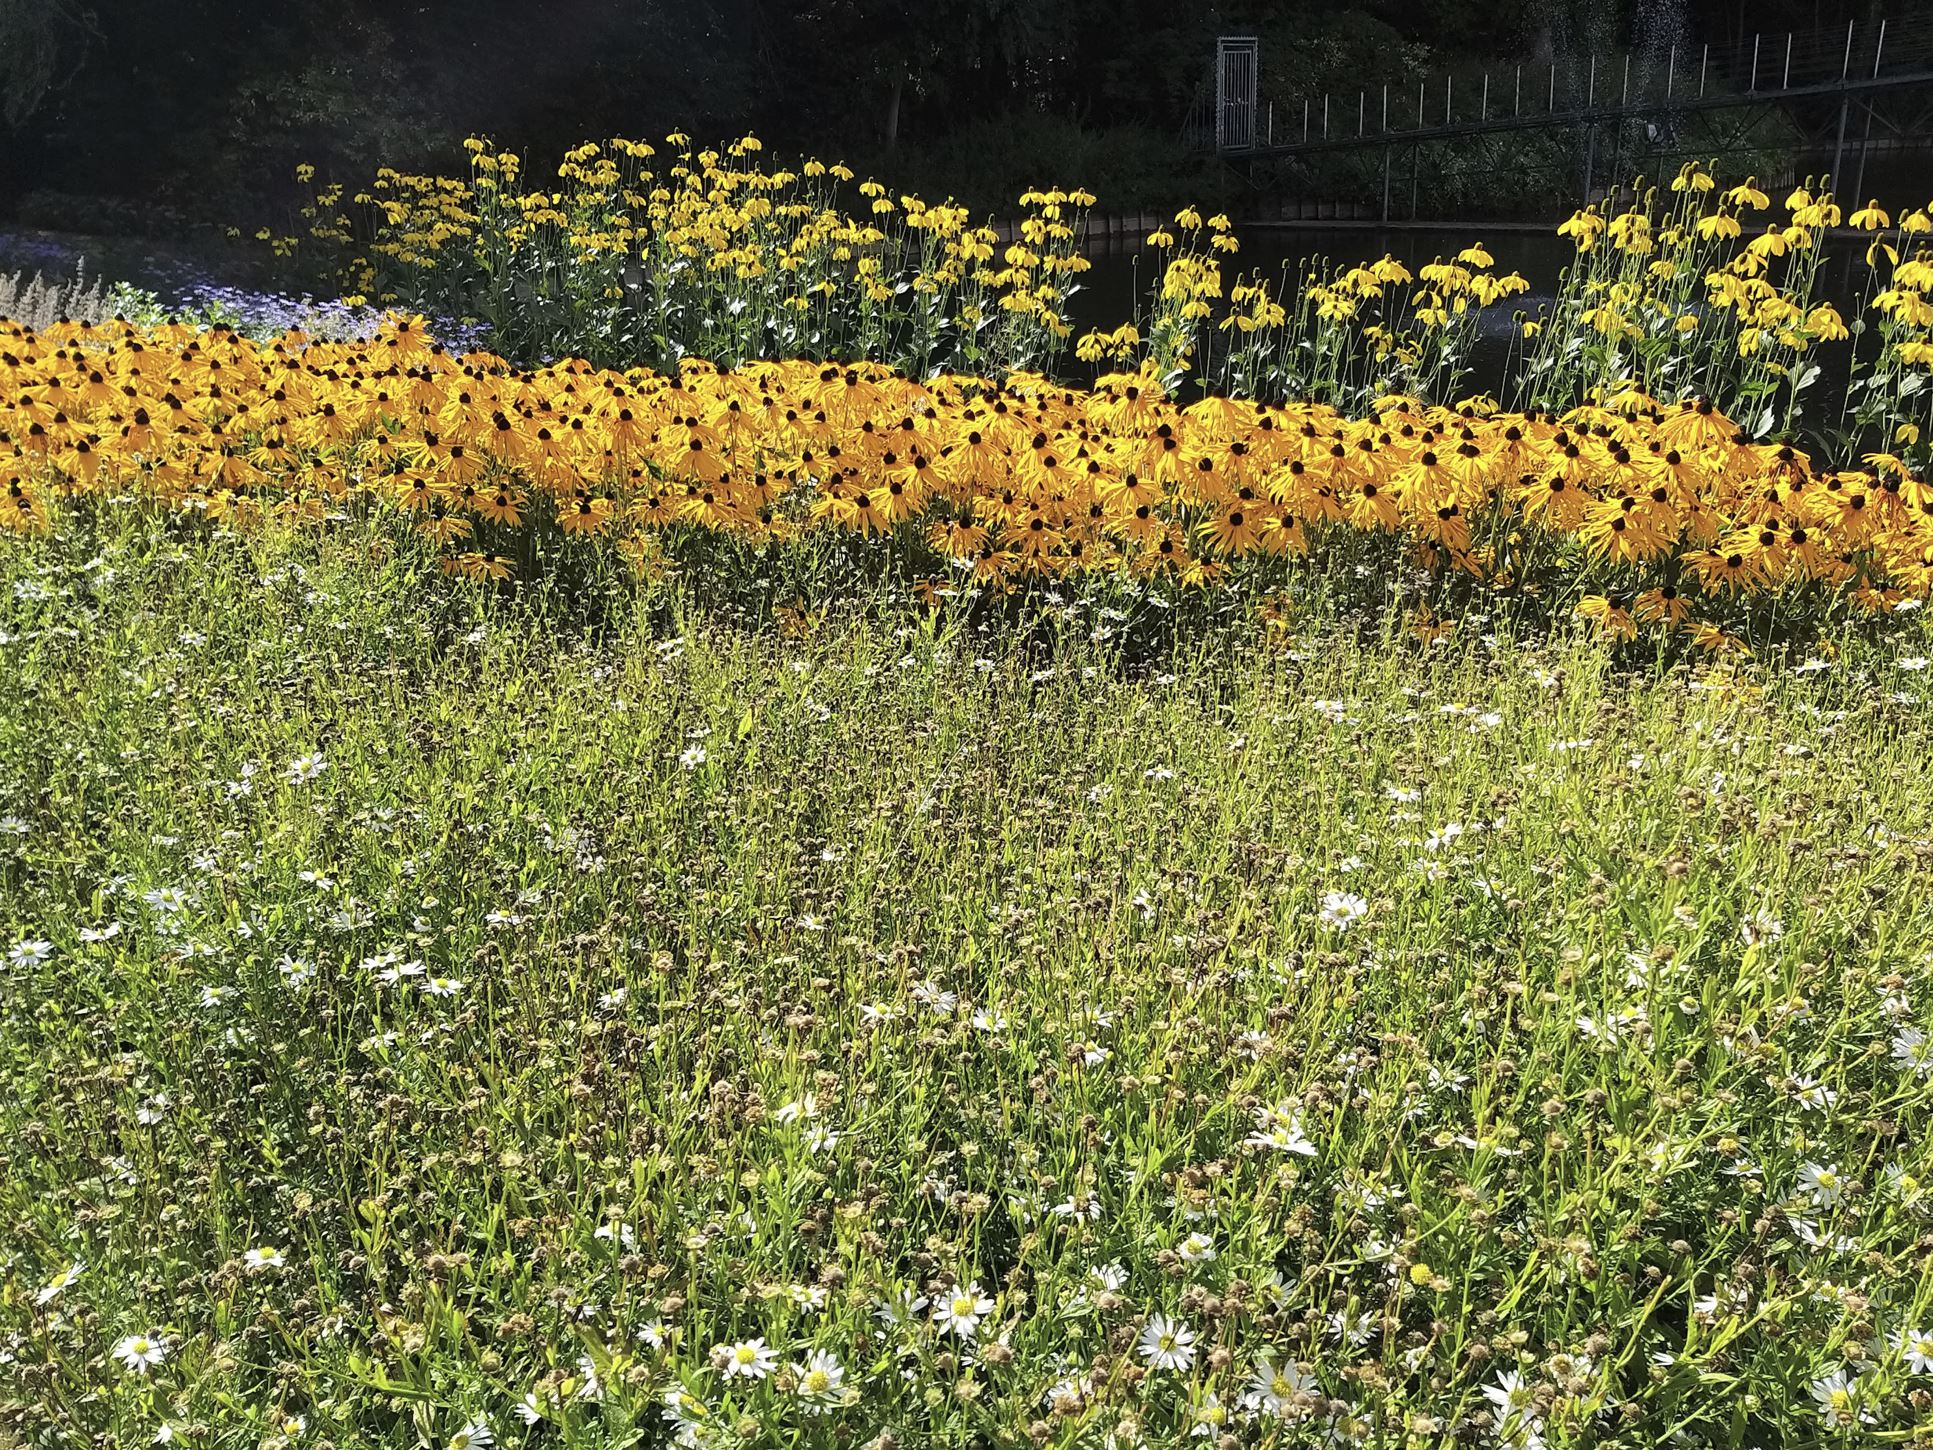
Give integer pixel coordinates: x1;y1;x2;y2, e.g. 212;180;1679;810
4;517;1933;1448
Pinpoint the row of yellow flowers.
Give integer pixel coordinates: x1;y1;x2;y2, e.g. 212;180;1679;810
252;143;1933;479
4;313;1931;643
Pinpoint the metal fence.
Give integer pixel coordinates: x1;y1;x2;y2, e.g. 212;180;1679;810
1187;13;1933;210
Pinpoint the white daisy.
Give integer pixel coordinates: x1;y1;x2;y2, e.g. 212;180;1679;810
1790;1074;1836;1111
1893;1027;1933;1075
1245;1102;1316;1155
1482;1368;1537;1420
792;1348;845;1412
774;1094;818;1123
1318;890;1369;931
1897;1326;1933;1375
287;753;328;784
873;1287;928;1326
277;956;316;989
804;1124;840;1156
662;1386;712;1448
1176;1231;1216;1263
594;1221;636;1250
1811;1368;1870;1429
35;1258;84;1305
1244;1355;1314;1417
713;1337;778;1380
113;1332;168;1373
1137;1313;1197;1371
931;1282;994;1339
1797;1161;1845;1208
1188;1390;1230;1437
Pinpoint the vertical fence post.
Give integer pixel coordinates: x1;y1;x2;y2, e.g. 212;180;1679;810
1749;33;1759;92
1303;98;1309;143
1699;44;1708;98
1481;73;1488;122
1580;61;1598;203
1322;93;1330;140
1514;64;1521;114
1613;55;1630;195
1832;19;1855;185
1783;32;1792;90
1380;84;1390;222
1359;90;1366;137
1853;19;1888;204
1666;46;1675;100
1446;73;1453;123
1412;80;1424;219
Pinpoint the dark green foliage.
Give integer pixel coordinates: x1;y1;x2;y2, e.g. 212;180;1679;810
0;0;1888;232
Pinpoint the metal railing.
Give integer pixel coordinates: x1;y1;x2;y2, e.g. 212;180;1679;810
1196;13;1933;208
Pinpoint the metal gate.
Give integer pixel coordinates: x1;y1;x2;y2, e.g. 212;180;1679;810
1216;36;1259;152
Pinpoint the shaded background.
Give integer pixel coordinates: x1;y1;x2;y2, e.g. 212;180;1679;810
0;0;1909;234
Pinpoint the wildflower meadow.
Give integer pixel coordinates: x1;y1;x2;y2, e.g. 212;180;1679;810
6;133;1933;1449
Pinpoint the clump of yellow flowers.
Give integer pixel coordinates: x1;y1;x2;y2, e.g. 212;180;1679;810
1530;164;1926;445
279;134;1092;379
6;304;1933;649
